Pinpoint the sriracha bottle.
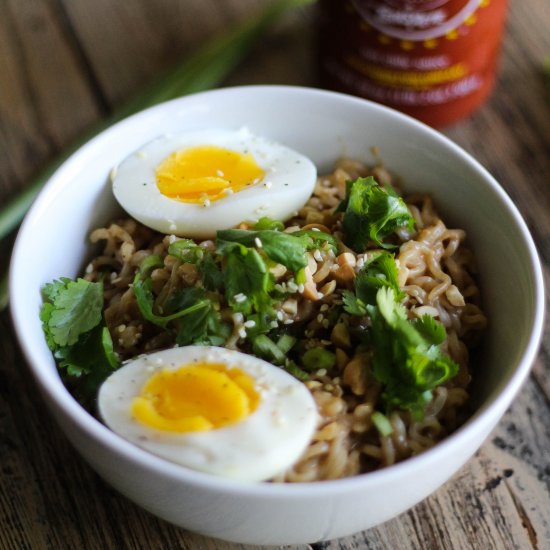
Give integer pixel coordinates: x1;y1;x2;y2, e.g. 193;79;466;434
318;0;508;127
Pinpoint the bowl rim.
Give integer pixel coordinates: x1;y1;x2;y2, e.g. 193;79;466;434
9;84;546;497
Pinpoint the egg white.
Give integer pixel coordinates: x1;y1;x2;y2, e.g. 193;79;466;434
97;346;319;482
111;128;317;239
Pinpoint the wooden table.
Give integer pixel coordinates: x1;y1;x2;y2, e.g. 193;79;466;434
1;1;549;548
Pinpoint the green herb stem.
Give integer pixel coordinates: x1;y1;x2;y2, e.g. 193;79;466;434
0;0;313;311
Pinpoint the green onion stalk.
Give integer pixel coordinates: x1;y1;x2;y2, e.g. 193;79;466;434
0;0;314;311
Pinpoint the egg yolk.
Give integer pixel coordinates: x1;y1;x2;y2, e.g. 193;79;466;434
155;145;265;204
131;363;260;432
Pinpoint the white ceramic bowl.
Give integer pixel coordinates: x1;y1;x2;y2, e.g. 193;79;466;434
9;86;544;545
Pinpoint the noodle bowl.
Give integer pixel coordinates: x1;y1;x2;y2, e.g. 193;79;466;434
10;87;542;544
81;158;486;480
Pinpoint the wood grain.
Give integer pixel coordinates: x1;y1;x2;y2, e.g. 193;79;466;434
1;0;550;548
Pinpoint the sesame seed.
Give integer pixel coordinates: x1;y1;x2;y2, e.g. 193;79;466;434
313;250;323;262
264;181;272;189
234;293;247;303
270;321;279;328
238;328;247;339
320;304;329;312
316;368;327;377
254;237;263;248
317;314;324;323
244;320;256;328
203;199;211;208
311;227;320;232
317;292;325;300
277;311;284;321
216;169;224;177
223;188;234;195
322;319;330;328
283;319;294;325
85;263;93;274
233;313;244;323
287;281;298;292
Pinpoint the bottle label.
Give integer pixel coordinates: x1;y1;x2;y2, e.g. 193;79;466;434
352;0;481;41
319;0;507;126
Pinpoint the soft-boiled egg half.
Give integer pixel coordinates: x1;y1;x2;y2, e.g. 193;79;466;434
111;128;317;238
98;346;318;481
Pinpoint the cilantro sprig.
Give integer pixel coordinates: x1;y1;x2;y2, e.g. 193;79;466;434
342;251;404;315
40;278;118;400
132;270;230;345
217;226;337;272
337;176;415;251
344;255;458;415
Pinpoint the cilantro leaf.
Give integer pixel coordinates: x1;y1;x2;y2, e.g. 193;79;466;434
164;287;230;346
168;239;204;263
132;273;210;329
413;314;447;346
40;278;119;403
221;242;274;323
42;278;104;347
369;287;459;415
198;252;224;291
217;228;337;272
342;289;368;316
355;251;405;305
55;324;116;377
338;176;415;251
344;252;404;315
218;229;308;272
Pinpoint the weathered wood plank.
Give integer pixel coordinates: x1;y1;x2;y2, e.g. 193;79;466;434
1;0;550;548
0;0;101;200
0;315;311;549
59;0;269;108
319;379;550;550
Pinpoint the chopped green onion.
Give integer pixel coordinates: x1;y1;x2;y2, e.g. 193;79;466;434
0;0;314;311
302;347;336;371
139;255;164;277
253;334;286;364
276;334;297;353
283;360;309;381
372;411;393;437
